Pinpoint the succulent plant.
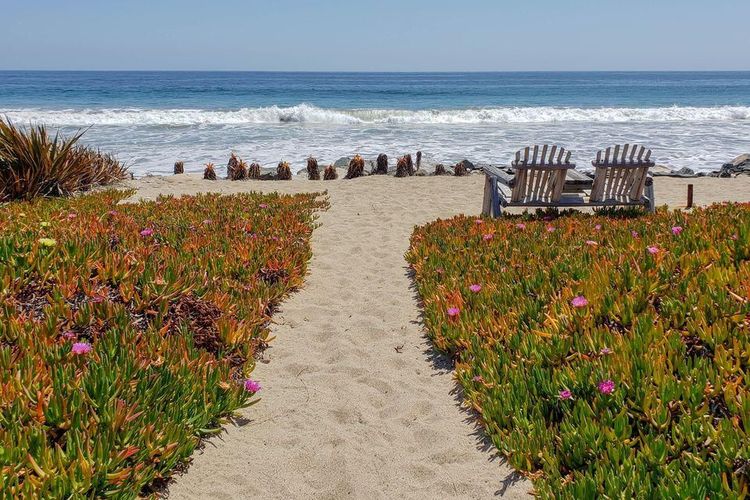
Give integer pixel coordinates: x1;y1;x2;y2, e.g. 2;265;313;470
323;165;338;180
0;190;328;497
434;164;448;176
227;153;247;180
307;157;320;180
345;154;366;179
248;162;261;179
203;163;217;180
407;204;750;497
395;156;409;177
174;161;184;174
277;161;292;180
0;118;128;201
453;161;468;177
374;154;388;175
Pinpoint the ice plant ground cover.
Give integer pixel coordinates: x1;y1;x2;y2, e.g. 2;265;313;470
407;205;750;498
0;190;326;497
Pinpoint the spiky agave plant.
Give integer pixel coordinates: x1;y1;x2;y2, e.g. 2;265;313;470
226;153;240;179
395;156;409;177
174;161;184;174
453;161;468;177
0;118;128;201
323;164;338;180
374;154;388;175
307;157;320;180
203;163;217;180
248;162;261;179
345;154;366;179
277;161;292;180
434;164;448;176
230;159;248;180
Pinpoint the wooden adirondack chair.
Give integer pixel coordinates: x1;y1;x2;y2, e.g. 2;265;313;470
482;145;578;216
590;144;656;212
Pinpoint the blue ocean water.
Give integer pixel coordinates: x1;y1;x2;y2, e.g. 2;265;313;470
1;71;749;175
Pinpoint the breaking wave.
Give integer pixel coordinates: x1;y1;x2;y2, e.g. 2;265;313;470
3;103;750;126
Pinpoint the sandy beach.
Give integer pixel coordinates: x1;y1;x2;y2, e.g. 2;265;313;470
122;173;750;499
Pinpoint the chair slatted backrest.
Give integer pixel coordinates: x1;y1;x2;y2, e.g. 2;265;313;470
590;144;654;202
510;145;574;203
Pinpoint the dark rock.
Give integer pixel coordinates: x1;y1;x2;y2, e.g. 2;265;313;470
456;159;475;171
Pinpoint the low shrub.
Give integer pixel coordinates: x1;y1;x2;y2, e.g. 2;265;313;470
345;155;365;179
407;205;750;497
323;165;338;180
203;163;216;180
453;161;468;176
307;157;320;180
174;161;184;175
248;162;261;180
277;161;292;180
0;190;326;497
0;119;128;201
374;154;388;175
395;156;409;178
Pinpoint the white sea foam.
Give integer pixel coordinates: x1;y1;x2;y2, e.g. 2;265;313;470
3;103;750;126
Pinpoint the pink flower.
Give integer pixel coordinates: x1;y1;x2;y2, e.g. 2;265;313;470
600;347;613;355
202;219;212;225
559;389;573;400
483;234;493;241
571;295;589;308
598;379;615;395
546;226;556;232
732;234;738;241
140;228;154;237
259;203;268;209
671;226;683;236
631;230;639;238
67;213;77;220
594;224;602;231
516;223;526;230
91;295;104;303
469;284;482;293
447;307;460;317
472;375;484;383
435;267;445;275
62;330;77;340
475;219;483;225
244;379;262;393
107;210;118;217
647;246;659;255
585;240;598;246
71;342;92;355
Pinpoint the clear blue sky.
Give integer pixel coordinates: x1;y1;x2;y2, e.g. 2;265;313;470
2;0;748;71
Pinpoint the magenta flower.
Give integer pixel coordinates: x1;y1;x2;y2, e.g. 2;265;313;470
600;347;613;355
483;233;493;241
62;330;77;340
559;389;573;400
140;228;154;237
585;240;598;246
71;342;92;355
475;219;483;225
598;379;615;394
546;225;556;232
732;234;738;240
67;213;77;220
259;203;268;209
202;219;213;225
435;267;445;275
244;379;262;393
107;210;118;217
447;307;460;317
571;295;589;308
631;230;639;238
647;246;659;255
469;284;482;293
516;223;526;230
594;224;602;231
671;226;683;236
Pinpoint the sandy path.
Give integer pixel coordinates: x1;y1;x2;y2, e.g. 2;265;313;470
126;173;750;499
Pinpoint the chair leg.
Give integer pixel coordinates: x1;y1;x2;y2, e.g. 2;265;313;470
645;182;656;213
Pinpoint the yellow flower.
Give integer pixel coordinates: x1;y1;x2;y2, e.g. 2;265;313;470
40;221;50;228
38;238;57;247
